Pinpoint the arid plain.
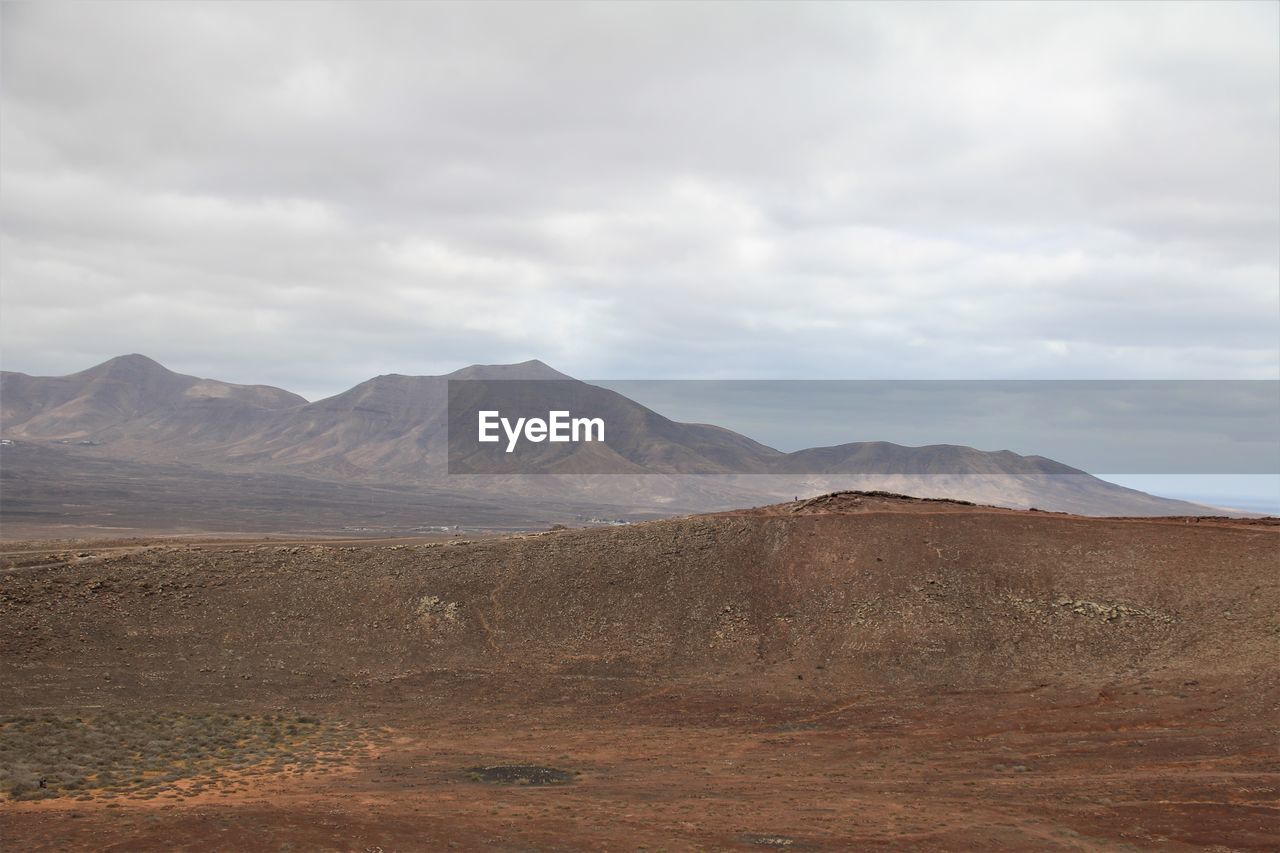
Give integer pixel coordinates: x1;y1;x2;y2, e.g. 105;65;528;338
3;493;1276;850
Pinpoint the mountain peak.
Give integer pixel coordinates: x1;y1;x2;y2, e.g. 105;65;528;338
446;359;572;381
82;353;176;379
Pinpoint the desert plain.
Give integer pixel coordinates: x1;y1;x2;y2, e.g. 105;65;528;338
1;492;1276;850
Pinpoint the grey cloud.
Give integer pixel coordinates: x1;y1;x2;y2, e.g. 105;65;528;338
1;1;1276;397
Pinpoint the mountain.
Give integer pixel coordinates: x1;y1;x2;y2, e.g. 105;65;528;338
445;377;781;475
0;354;1230;526
0;354;306;443
213;361;572;478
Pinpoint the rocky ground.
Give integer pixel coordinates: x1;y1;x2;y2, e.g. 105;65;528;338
1;493;1277;850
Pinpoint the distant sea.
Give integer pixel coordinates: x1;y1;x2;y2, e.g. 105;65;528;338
1169;494;1280;516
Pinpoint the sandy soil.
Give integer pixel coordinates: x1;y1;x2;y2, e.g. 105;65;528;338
2;494;1276;850
5;679;1277;851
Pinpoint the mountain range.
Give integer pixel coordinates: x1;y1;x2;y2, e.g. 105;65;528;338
0;354;1228;533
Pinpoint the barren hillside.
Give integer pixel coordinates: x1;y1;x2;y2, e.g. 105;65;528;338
5;493;1274;706
2;494;1276;849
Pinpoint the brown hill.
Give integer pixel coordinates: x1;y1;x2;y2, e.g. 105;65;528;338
1;496;1275;848
7;493;1272;705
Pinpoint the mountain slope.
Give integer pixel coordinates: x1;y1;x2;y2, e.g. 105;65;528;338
0;354;1230;519
0;354;306;443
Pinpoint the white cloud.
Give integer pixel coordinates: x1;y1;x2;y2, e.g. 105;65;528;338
1;1;1275;393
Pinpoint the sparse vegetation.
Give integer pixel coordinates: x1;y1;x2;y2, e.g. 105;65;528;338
0;503;1275;848
0;711;367;801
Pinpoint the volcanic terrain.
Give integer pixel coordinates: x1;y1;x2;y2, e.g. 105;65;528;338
2;493;1276;850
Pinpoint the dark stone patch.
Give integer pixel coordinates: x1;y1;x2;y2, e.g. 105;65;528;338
745;834;822;850
464;764;574;785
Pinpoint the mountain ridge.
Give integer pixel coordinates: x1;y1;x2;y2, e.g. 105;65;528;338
0;354;1230;520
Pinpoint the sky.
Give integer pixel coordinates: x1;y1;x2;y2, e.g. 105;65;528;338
2;1;1277;402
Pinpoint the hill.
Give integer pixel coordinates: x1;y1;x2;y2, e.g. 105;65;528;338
1;495;1275;848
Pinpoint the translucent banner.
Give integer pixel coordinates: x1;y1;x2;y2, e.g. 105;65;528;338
447;379;1280;475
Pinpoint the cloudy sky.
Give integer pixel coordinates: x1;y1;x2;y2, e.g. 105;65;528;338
2;1;1277;400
